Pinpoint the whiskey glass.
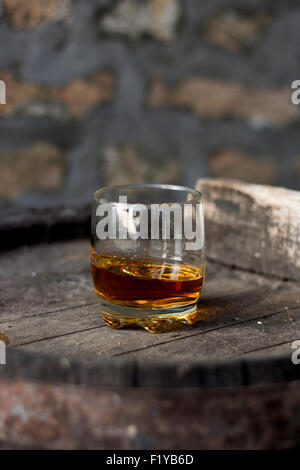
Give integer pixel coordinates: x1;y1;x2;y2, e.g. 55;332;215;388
91;184;205;332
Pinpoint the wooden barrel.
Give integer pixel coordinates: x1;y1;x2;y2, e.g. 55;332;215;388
0;179;300;450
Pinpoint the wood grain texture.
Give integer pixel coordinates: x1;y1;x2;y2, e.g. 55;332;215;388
196;178;300;280
0;239;300;388
0;205;90;251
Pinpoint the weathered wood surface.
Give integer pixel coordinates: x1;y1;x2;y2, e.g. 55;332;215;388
0;205;90;251
196;179;300;281
0;377;300;450
0;238;300;388
1;179;300;449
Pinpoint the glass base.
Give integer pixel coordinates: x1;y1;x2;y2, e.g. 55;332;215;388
99;299;202;333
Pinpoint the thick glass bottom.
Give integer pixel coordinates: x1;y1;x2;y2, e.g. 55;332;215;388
99;299;202;333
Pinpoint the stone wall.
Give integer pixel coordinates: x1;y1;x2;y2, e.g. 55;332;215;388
0;0;299;209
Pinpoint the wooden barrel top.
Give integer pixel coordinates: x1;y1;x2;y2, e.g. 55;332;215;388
0;188;299;389
1;180;300;449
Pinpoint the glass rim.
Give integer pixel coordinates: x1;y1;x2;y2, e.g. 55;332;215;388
93;183;202;205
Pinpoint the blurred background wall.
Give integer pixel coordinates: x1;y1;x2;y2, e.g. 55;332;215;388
0;0;299;209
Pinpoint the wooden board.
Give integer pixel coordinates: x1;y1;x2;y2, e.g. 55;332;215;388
1;180;300;449
196;178;300;281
